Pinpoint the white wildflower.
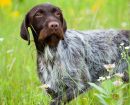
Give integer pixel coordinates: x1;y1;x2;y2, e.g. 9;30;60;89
97;76;106;81
104;64;115;72
125;46;130;50
113;80;123;87
106;76;111;79
115;73;124;78
120;42;124;46
97;78;101;81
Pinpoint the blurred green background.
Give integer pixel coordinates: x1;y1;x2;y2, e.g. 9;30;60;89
0;0;130;105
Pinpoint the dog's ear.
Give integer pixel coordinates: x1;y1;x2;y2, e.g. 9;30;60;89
63;18;67;33
20;13;30;45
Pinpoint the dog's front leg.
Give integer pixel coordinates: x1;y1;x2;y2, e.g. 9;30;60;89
50;87;86;105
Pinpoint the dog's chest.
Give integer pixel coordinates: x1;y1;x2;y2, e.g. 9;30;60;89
37;43;90;92
37;47;68;92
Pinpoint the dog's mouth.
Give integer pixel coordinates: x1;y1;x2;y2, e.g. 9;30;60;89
45;34;59;41
45;34;60;45
39;30;64;47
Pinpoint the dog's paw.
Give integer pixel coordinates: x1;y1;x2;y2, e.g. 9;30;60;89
50;100;61;105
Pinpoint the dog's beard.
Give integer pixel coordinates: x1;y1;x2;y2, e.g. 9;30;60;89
44;45;56;61
38;27;64;47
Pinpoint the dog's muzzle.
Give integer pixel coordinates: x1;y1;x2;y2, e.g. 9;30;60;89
38;21;64;46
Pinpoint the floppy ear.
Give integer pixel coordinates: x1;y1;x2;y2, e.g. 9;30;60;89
20;13;30;45
63;18;67;33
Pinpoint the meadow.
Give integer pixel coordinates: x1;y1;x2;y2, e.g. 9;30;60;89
0;0;130;105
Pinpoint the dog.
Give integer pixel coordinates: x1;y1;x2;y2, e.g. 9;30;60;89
20;3;130;105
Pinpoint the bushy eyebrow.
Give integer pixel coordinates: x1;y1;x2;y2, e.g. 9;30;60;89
29;8;41;16
51;7;62;13
35;8;44;13
28;8;44;23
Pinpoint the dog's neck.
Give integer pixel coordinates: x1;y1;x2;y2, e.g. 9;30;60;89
43;45;57;62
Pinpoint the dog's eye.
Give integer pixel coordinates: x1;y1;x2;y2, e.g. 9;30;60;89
35;11;43;17
55;11;60;17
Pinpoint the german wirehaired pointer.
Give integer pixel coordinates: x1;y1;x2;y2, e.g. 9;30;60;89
20;3;130;105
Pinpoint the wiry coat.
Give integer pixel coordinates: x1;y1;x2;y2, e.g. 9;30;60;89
37;29;129;95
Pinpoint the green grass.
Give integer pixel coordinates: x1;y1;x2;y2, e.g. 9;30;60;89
0;0;130;105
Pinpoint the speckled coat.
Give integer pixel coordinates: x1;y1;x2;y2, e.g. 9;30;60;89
37;29;130;101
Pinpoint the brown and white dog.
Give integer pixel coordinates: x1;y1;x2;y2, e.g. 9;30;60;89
20;3;130;105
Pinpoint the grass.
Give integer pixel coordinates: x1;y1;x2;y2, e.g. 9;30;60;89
0;0;130;105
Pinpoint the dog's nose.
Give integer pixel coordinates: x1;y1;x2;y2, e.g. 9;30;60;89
48;22;59;30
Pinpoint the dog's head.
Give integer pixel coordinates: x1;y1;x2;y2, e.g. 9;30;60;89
20;3;67;47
